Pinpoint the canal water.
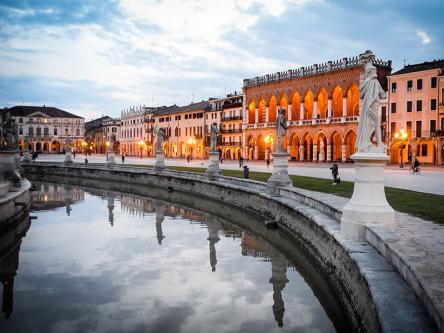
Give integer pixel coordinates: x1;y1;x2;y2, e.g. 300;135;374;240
0;182;350;333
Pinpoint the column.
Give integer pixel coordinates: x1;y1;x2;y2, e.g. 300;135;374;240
287;145;291;155
342;96;347;117
288;105;292;121
313;101;318;120
313;145;318;162
300;102;304;120
327;99;332;118
341;144;346;162
299;145;304;161
327;143;332;162
255;108;259;123
254;145;258;160
245;108;249;124
265;107;269;123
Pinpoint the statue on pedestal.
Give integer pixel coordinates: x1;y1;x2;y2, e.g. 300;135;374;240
210;123;218;152
155;127;165;152
275;108;287;152
356;50;385;153
0;111;18;151
64;135;72;153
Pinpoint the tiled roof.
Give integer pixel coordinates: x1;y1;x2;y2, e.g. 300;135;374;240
152;101;209;116
4;105;83;118
392;60;444;75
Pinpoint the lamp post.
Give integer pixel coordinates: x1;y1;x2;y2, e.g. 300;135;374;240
394;129;408;168
138;140;144;158
264;134;274;160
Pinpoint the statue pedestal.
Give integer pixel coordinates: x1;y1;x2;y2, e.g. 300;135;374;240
22;150;31;163
63;152;73;165
341;152;395;240
205;151;222;180
266;151;292;195
0;151;21;192
154;150;165;172
106;152;116;167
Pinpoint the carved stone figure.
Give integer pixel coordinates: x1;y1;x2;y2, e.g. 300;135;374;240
156;128;165;151
210;123;218;152
0;111;18;151
275;108;287;152
356;50;385;152
64;135;72;153
109;134;116;152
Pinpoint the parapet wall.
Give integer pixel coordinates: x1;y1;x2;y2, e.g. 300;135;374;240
22;163;435;333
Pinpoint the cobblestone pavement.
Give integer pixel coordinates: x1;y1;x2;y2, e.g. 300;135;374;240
34;153;444;195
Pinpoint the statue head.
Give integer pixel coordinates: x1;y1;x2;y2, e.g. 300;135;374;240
359;50;375;65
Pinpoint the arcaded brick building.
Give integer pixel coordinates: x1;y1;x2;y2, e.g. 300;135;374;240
242;55;392;162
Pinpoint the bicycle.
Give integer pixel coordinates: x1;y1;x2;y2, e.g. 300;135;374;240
409;166;421;174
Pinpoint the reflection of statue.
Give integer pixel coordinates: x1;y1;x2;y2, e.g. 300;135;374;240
0;111;18;151
206;216;221;272
357;50;385;152
275;108;287;152
155;128;165;152
210;123;218;152
154;201;165;245
64;135;72;153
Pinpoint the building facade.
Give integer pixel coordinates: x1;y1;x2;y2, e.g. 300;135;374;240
85;116;112;154
220;92;243;160
387;60;444;165
120;106;151;157
5;105;85;153
242;56;392;162
102;118;121;154
152;101;209;159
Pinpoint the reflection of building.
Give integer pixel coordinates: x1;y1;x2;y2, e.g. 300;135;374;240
387;60;444;165
31;183;84;211
242;55;391;162
5;105;85;154
206;216;221;272
267;244;289;328
241;233;268;259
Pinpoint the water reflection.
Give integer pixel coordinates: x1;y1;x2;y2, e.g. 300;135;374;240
0;182;344;332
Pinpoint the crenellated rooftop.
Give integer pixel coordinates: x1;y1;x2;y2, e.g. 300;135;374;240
243;55;392;88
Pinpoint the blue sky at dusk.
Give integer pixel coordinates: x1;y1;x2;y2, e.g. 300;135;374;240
0;0;443;120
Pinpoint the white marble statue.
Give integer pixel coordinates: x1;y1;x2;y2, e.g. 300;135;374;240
275;108;287;152
155;127;165;152
356;50;385;153
64;135;72;153
109;134;116;152
210;123;218;152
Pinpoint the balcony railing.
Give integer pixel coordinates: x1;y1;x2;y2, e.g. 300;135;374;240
221;128;242;134
221;141;242;146
243;116;359;129
221;115;243;121
222;102;243;110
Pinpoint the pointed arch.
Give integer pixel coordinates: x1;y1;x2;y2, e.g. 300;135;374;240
344;129;357;159
268;95;277;123
329;130;343;161
346;83;359;116
303;90;314;120
316;87;328;119
331;85;343;118
258;97;266;123
291;92;301;121
248;99;256;124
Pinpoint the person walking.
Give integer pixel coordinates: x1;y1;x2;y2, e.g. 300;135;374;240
121;154;125;164
330;161;340;185
413;158;420;173
266;158;270;168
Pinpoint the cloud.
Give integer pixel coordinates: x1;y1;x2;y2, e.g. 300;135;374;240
0;0;443;119
416;30;431;44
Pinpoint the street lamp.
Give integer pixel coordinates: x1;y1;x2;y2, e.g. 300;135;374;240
138;140;144;158
264;134;274;159
188;138;195;159
394;128;408;168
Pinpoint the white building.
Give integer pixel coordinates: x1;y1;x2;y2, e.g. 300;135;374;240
6;105;85;153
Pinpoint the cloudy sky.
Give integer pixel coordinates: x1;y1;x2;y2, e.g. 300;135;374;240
0;0;443;120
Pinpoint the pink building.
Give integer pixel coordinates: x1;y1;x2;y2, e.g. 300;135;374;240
387;60;444;166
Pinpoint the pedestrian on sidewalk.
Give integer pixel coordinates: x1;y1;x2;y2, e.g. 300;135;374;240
330;161;340;185
121;154;125;164
266;158;270;168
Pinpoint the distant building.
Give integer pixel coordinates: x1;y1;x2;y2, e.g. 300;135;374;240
3;105;84;153
85;116;112;154
102;118;121;154
120;106;153;157
220;92;243;160
387;60;444;165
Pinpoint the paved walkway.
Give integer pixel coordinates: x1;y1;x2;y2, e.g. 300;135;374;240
34;154;444;195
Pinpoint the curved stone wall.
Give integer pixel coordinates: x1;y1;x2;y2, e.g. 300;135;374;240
22;163;435;333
